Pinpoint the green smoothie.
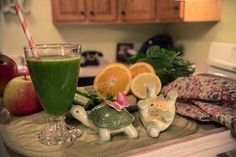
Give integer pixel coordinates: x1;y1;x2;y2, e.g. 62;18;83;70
26;55;80;117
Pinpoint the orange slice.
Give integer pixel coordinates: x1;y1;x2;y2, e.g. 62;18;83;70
93;63;132;97
129;62;155;78
131;73;162;99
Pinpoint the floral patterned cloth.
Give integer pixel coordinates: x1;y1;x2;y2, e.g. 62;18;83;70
161;75;236;132
176;101;212;122
193;101;236;132
162;75;236;103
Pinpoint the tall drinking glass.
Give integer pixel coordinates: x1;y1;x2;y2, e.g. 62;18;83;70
24;43;81;146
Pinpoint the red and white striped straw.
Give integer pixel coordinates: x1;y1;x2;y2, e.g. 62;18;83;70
13;3;40;58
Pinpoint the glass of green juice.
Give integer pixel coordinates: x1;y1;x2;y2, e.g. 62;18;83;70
24;43;81;146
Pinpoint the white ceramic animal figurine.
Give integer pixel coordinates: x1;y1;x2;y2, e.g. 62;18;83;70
138;84;177;138
71;103;138;142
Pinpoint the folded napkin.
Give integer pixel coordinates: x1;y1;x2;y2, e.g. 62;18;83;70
162;75;236;133
162;75;236;103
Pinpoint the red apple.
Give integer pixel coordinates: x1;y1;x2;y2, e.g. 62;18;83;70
3;76;42;116
0;54;18;96
17;66;29;76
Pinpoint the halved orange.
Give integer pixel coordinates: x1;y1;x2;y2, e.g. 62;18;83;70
93;63;132;97
129;62;155;78
131;73;162;99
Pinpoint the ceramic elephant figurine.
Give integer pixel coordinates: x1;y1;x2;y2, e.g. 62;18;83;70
138;84;177;138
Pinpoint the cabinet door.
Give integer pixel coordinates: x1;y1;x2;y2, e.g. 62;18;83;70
120;0;156;22
51;0;86;23
183;0;222;21
87;0;118;22
157;0;184;21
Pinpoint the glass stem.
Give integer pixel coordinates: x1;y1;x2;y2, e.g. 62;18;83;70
50;116;67;138
38;115;78;146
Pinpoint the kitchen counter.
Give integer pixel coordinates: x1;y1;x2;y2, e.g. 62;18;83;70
78;59;115;86
79;66;106;77
1;120;235;157
115;128;236;157
0;89;236;157
79;58;116;77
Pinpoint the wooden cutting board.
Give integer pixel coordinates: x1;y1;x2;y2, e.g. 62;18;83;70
0;111;200;157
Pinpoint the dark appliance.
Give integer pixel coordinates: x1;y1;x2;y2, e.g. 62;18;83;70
81;50;103;67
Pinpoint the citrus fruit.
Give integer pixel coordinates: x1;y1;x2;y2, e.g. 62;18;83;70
131;73;161;99
93;63;132;97
129;62;155;78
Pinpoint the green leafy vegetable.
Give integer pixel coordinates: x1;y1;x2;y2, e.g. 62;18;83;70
75;87;103;110
106;93;114;101
128;46;194;85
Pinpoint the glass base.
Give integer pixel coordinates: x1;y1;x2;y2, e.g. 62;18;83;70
38;116;82;146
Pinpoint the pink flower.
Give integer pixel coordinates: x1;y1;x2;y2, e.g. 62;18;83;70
116;92;129;107
105;92;129;111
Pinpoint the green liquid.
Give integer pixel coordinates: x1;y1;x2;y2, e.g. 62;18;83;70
26;56;80;117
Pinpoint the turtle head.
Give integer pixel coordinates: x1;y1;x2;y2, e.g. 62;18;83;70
70;105;94;129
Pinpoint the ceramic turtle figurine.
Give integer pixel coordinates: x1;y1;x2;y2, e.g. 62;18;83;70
71;103;138;142
138;84;177;138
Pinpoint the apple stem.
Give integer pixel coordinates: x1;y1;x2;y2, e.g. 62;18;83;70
24;75;28;80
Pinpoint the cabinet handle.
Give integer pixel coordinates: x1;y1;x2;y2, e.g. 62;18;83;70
90;11;95;16
174;6;180;10
80;11;85;15
121;11;126;16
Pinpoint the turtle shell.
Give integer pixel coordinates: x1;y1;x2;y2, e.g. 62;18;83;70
88;103;134;130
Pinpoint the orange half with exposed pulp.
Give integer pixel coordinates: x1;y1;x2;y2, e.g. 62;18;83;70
93;63;132;97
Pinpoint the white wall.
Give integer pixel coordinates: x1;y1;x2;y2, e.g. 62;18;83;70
1;0;236;73
166;0;236;72
0;0;164;61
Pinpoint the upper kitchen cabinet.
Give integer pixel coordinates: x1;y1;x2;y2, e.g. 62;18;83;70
157;0;184;21
51;0;118;23
119;0;156;22
86;0;118;22
157;0;222;22
51;0;86;23
51;0;222;24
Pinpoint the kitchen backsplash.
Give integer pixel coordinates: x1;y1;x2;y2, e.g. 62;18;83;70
1;0;236;77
